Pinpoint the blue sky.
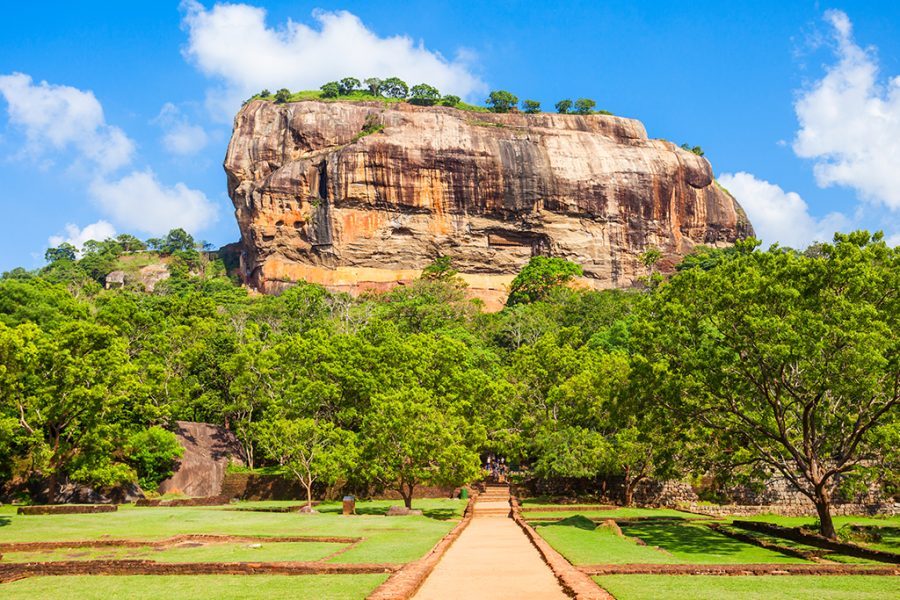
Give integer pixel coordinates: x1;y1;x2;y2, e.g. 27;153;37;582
1;1;899;272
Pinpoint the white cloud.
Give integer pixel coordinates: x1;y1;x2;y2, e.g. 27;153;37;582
48;221;117;250
793;10;900;209
886;233;900;248
180;1;486;118
718;172;849;249
89;170;218;236
0;72;134;172
154;102;209;155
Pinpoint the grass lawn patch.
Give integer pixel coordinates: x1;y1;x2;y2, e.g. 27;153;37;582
595;575;900;600
1;574;389;600
620;521;807;564
2;541;345;563
739;514;900;529
521;506;701;519
531;517;675;565
0;500;460;565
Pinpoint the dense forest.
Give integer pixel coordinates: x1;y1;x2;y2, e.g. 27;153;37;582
0;229;897;538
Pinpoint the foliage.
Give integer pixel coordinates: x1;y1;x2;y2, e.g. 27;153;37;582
339;77;361;95
45;243;77;264
320;81;341;98
380;77;409;99
273;88;291;103
506;256;583;306
486;90;518;113
364;77;382;96
440;94;460;106
362;388;482;508
635;231;900;538
573;98;596;114
409;83;441;105
522;99;541;114
420;256;458;281
123;426;184;490
680;143;705;156
555;99;573;114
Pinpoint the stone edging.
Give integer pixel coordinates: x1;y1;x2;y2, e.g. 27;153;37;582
731;520;900;564
366;496;476;600
16;505;117;515
0;560;398;583
577;563;900;576
510;497;615;600
0;534;361;553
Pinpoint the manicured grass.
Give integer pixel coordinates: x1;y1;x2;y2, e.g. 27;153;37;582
716;525;882;564
620;521;806;564
3;541;345;563
595;575;900;600
739;514;900;529
2;574;389;600
532;518;675;565
532;516;807;565
0;500;462;564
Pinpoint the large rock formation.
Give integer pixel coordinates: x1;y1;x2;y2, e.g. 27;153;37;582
225;100;752;308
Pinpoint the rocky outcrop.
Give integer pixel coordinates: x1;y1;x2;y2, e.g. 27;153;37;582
157;421;245;498
225;100;753;308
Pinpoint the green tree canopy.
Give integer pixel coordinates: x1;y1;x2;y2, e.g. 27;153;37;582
555;99;573;114
380;77;409;99
522;99;541;114
507;256;583;306
409;83;441;105
486;90;518;113
573;98;596;114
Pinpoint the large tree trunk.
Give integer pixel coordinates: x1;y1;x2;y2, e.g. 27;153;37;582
399;482;415;509
813;484;837;540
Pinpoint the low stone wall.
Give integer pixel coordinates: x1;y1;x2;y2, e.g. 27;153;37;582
578;563;900;576
221;472;459;502
17;505;117;515
135;496;229;507
683;502;900;518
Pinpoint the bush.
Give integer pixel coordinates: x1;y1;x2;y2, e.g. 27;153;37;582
680;143;705;156
486;90;518;113
320;81;341;98
259;89;271;97
574;98;596;114
273;88;291;103
124;427;184;491
409;83;441;105
522;99;541;114
555;99;572;114
440;94;461;107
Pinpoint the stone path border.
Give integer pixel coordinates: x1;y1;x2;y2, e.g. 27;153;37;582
16;505;116;515
366;496;475;600
0;560;398;584
510;498;615;599
578;563;900;576
0;534;360;553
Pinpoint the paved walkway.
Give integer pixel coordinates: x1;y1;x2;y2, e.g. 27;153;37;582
413;485;567;600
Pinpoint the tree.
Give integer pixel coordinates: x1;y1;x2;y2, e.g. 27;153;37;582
362;388;481;508
320;81;341;98
253;418;357;510
45;243;77;264
116;234;146;253
259;89;271;97
574;98;596;114
680;143;705;156
161;229;196;254
507;256;583;306
555;99;573;114
339;77;361;95
123;427;184;491
440;95;460;107
364;77;383;96
409;83;441;105
522;99;541;114
273;88;292;103
380;77;409;99
637;232;900;538
421;256;458;281
486;90;518;113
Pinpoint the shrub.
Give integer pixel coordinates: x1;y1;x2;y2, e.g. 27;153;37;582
522;99;541;114
486;90;518;113
124;427;184;491
440;94;461;106
259;89;271;97
409;83;441;105
555;99;572;114
273;88;291;103
320;81;341;98
574;98;596;114
680;143;705;156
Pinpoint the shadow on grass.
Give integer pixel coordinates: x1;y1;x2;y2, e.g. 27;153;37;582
316;505;459;520
533;515;597;531
621;522;758;557
0;516;9;527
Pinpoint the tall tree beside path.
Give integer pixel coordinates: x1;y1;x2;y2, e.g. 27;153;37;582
637;232;900;539
362;388;481;509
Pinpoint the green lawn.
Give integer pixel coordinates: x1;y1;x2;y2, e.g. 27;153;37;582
532;516;807;565
2;541;345;563
1;574;389;600
595;575;900;600
738;514;900;529
0;499;463;564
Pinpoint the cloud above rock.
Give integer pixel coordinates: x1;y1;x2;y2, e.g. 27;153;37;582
180;1;486;118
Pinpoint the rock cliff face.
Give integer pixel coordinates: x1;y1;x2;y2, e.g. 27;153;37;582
225;100;752;308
